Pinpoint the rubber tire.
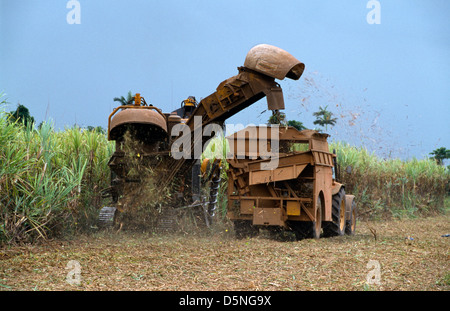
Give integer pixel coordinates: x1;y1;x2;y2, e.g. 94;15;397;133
323;187;346;237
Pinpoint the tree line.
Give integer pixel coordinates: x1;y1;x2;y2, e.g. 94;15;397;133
2;92;449;166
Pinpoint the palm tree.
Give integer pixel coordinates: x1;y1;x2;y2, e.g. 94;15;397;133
429;147;450;166
113;91;134;106
313;105;337;132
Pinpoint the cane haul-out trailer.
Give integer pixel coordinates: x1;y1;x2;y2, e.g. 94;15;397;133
226;126;356;239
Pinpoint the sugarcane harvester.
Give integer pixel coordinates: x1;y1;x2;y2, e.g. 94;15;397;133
98;44;305;228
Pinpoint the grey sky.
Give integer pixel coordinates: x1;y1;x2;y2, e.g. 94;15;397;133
1;0;449;160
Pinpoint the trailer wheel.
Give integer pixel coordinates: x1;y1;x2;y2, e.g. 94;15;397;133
323;187;346;237
345;199;356;235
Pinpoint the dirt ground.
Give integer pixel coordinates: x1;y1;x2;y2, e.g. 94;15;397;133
0;215;449;291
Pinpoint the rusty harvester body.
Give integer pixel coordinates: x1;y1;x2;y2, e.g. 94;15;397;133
98;44;356;239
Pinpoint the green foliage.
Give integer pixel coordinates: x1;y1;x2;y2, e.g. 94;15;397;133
8;104;35;127
86;125;106;134
113;91;134;106
0;113;114;244
0;92;6;106
287;120;307;131
429;147;450;166
313;105;337;131
267;111;286;126
332;142;449;219
268;112;308;131
202;134;230;219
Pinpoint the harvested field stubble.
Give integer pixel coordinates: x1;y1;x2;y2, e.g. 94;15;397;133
0;215;448;291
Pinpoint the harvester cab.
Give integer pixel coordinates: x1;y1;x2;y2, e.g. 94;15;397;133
170;96;198;120
181;96;197;118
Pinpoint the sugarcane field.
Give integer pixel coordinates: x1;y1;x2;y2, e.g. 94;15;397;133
1;1;449;300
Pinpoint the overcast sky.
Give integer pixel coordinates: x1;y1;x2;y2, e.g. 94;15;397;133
1;0;449;160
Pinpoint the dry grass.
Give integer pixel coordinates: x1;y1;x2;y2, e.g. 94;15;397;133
0;215;449;291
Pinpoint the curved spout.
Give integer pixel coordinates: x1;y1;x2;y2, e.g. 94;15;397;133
244;44;305;80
